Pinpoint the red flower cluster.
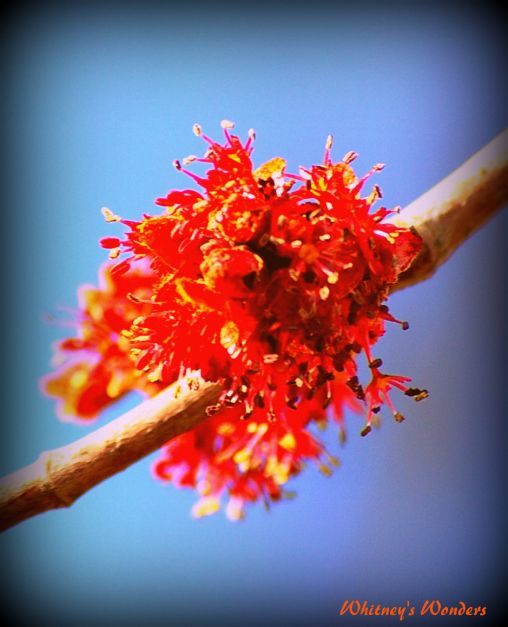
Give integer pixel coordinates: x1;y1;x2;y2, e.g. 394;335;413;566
41;262;162;421
42;122;427;519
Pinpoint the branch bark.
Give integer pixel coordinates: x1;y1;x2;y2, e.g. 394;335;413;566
0;378;222;532
1;129;506;532
392;128;508;290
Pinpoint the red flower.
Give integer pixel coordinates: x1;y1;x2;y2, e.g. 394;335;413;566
41;262;161;421
43;121;427;518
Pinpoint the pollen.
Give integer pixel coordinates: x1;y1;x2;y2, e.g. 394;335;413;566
263;354;279;364
319;286;330;301
299;243;320;264
253;157;286;181
217;422;235;436
220;321;240;353
279;433;297;451
192;497;220;518
256;423;269;436
101;207;121;222
106;375;123;398
318;463;333;477
69;369;88;390
233;448;251;466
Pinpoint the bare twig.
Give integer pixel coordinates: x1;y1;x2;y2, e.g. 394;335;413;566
0;378;222;532
392;128;508;290
1;129;506;532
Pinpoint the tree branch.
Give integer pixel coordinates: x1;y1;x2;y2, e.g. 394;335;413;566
1;129;506;532
0;378;222;532
392;128;508;291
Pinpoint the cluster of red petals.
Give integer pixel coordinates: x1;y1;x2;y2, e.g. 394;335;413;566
42;122;427;519
41;262;162;421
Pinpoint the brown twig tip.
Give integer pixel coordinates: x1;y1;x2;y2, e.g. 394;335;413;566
392;128;508;291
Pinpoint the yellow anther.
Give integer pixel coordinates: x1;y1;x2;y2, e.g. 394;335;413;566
279;433;297;451
69;369;87;389
233;449;251;465
192;497;220;518
319;286;330;301
101;207;121;222
106;375;123;398
318;463;333;477
257;423;269;436
217;423;235;436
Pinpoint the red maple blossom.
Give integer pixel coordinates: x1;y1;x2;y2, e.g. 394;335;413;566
41;261;162;421
42;121;427;519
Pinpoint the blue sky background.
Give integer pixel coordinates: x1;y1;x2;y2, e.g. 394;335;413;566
1;3;506;626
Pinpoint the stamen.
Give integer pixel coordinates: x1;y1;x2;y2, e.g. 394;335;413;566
338;427;347;445
405;388;429;401
379;307;409;330
244;128;256;151
343;151;359;164
111;258;132;276
324;134;333;164
254;392;265;408
263;354;279;364
175;163;208;186
286;396;299;410
319;286;330;301
318;463;333;477
285;172;305;182
221;120;235;145
101;207;121;222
